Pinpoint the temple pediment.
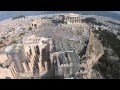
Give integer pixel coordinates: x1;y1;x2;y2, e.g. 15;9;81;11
65;13;80;17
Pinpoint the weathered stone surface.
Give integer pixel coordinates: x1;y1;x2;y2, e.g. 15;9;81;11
80;30;104;79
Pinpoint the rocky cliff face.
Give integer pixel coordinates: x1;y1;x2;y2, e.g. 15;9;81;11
79;30;104;79
92;29;120;79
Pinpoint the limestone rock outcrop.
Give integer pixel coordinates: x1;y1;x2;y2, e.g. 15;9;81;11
79;30;104;79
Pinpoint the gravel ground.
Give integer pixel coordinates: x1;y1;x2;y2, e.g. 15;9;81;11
35;24;89;54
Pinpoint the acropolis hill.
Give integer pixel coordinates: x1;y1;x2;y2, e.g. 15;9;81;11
1;12;120;79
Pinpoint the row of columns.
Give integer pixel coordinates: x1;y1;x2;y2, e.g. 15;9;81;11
65;16;81;23
10;64;18;78
23;45;49;74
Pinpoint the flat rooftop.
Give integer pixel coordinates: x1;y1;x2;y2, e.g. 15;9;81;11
22;35;50;44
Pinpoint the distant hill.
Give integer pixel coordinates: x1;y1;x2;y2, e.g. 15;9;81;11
0;11;120;20
49;11;120;20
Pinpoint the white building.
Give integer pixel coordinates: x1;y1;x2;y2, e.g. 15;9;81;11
59;13;81;24
22;35;52;76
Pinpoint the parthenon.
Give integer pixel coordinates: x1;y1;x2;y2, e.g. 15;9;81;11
59;13;81;24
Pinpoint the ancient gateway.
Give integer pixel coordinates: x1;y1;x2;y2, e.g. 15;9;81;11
59;13;81;24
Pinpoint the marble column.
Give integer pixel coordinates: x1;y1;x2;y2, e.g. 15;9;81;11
12;66;17;76
74;17;76;23
78;17;79;23
75;17;76;23
72;17;74;23
23;63;28;72
11;68;16;78
28;63;33;72
73;17;74;23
